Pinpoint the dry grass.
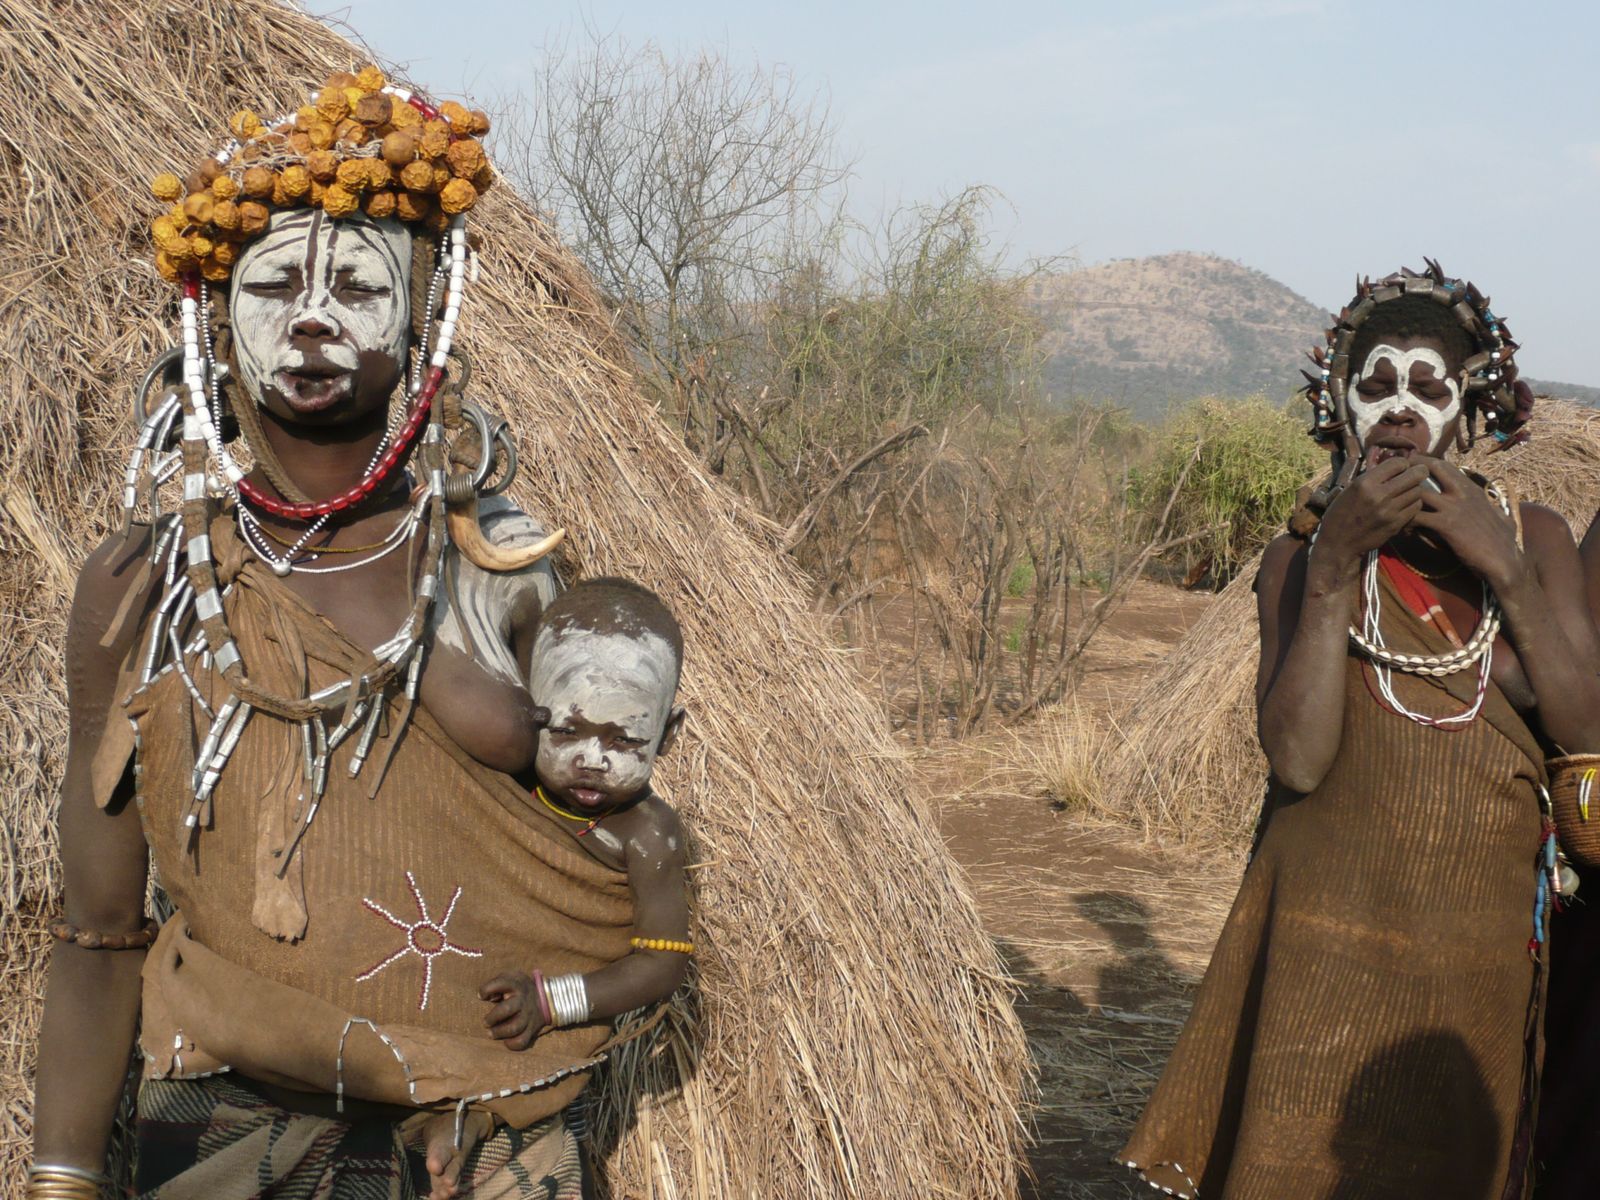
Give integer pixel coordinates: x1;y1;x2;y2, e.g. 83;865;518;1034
0;2;1029;1196
1098;399;1600;849
976;702;1111;818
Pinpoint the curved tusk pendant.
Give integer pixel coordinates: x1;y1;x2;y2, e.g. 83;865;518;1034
445;494;565;572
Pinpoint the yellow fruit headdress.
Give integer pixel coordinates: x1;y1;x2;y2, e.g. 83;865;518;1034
147;65;494;285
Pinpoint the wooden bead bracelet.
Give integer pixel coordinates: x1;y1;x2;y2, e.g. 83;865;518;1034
48;917;159;950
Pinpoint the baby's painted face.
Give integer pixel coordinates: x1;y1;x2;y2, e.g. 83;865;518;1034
528;622;680;811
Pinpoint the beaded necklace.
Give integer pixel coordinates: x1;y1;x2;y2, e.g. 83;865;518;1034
1343;483;1511;728
535;785;610;837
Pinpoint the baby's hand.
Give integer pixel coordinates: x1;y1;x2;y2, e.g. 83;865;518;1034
479;971;546;1051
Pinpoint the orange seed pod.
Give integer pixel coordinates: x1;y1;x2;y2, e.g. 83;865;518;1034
438;177;478;215
279;165;312;199
364;189;398;220
399;160;435;192
315;86;348;123
150;173;184;202
307;149;340;182
238;201;271;235
395;191;434;223
439;101;473;136
354;93;392;126
229;109;265;139
419;121;451;160
241;166;276;199
321;184;361;218
182;192;215;224
335;158;370;191
381;129;419;167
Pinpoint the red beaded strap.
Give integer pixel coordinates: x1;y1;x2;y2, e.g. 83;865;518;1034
235;366;443;520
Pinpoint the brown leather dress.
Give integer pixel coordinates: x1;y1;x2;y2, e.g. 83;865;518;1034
92;522;634;1129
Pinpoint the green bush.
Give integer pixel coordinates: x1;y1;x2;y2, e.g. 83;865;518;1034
1135;396;1323;585
1005;560;1035;598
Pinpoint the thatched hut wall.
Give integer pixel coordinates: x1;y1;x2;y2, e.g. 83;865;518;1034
1100;399;1600;849
0;2;1028;1195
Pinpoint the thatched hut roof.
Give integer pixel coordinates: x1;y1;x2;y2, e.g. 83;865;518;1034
0;2;1028;1195
1100;398;1600;849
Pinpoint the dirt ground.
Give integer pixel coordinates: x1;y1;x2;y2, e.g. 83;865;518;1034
907;581;1244;1198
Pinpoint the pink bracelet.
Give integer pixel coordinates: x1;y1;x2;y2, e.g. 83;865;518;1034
531;969;552;1029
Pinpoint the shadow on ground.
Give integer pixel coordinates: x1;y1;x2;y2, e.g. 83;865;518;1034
1000;889;1204;1200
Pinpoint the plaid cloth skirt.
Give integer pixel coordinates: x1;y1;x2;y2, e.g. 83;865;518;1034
134;1074;589;1199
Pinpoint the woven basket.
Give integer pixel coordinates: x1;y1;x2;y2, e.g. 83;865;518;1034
1550;753;1600;870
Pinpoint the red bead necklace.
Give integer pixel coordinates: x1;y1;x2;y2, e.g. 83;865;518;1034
236;364;443;520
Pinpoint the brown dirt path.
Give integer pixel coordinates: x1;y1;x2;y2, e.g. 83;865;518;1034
913;581;1244;1197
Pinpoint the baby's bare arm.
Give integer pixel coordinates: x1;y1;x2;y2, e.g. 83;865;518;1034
479;797;690;1047
582;797;691;1020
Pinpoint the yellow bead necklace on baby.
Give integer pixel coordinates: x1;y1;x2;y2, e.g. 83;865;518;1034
535;785;608;837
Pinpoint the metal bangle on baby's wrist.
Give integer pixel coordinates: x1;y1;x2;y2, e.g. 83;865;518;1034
544;972;591;1027
27;1164;109;1199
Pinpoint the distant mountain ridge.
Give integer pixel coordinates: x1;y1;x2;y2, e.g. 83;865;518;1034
1030;252;1597;419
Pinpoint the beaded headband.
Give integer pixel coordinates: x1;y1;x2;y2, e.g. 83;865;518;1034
147;65;493;285
1302;261;1528;499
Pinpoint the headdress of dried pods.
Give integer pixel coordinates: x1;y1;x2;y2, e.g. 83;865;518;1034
148;65;494;284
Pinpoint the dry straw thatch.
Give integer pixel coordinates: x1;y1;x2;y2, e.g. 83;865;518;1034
0;1;1028;1195
1099;398;1600;849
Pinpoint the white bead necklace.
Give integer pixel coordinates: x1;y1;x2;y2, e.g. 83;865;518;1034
1359;549;1493;728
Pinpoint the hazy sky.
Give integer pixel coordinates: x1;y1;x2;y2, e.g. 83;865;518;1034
323;0;1600;384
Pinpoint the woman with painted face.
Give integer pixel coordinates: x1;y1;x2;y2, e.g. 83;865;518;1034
29;71;631;1200
1119;265;1600;1200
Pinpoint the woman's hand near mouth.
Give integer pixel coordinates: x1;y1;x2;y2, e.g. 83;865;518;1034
1410;459;1526;594
1313;447;1432;574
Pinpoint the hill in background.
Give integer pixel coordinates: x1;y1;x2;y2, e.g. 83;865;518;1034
1031;252;1598;418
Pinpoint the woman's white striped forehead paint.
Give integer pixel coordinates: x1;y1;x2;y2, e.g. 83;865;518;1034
228;209;412;405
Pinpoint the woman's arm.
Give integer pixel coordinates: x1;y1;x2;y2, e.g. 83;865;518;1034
1473;499;1600;751
1412;465;1600;751
32;538;158;1173
1256;453;1431;793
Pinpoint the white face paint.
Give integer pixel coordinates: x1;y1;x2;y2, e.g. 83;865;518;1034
1348;343;1462;452
529;623;679;810
230;209;411;416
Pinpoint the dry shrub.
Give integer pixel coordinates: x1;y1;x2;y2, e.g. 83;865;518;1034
0;2;1028;1196
1099;398;1600;849
979;702;1110;817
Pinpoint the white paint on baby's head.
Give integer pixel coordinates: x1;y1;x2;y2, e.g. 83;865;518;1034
529;622;679;800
